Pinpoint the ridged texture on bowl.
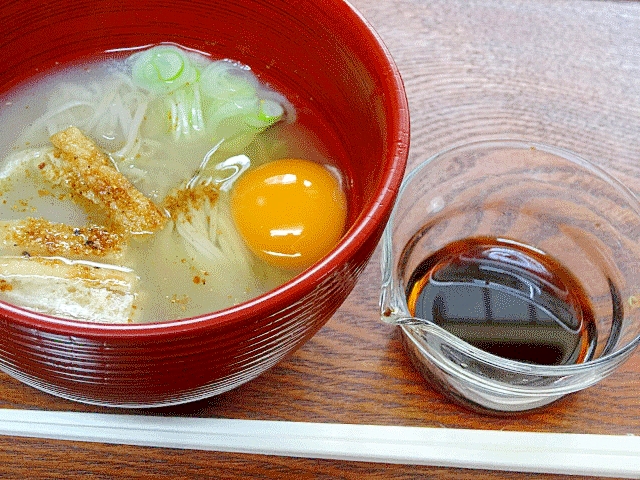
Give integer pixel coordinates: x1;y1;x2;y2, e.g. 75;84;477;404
0;260;367;406
0;0;409;406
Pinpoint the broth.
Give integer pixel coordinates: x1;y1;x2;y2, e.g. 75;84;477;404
0;45;347;323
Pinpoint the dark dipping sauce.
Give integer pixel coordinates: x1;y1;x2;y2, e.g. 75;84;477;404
406;237;597;365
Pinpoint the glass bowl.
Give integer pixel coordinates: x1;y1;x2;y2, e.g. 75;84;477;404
380;140;640;413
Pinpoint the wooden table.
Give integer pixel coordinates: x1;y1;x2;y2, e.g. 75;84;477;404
2;0;640;478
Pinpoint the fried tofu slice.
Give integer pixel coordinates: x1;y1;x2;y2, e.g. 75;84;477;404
48;125;112;168
0;218;126;258
0;256;140;324
39;126;167;235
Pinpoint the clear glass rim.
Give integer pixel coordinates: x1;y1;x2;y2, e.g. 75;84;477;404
400;322;629;397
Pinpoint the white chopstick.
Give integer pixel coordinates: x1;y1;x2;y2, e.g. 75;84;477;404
0;409;638;477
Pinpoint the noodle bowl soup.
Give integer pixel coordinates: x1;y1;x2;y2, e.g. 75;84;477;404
0;44;348;324
0;0;408;406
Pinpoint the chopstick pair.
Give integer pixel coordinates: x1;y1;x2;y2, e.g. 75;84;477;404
0;409;638;478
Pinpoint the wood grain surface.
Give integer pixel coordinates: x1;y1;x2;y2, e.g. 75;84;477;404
2;0;640;478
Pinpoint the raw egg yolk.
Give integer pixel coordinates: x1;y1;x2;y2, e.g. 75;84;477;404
230;158;347;270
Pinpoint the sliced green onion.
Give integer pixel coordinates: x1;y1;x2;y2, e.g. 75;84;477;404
132;46;198;94
150;50;184;81
199;61;257;101
239;99;284;129
257;100;284;125
129;47;286;145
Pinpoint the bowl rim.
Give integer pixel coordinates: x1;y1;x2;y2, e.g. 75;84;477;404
0;0;410;337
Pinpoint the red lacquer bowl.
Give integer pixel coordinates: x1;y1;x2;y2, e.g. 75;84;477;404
0;0;409;406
